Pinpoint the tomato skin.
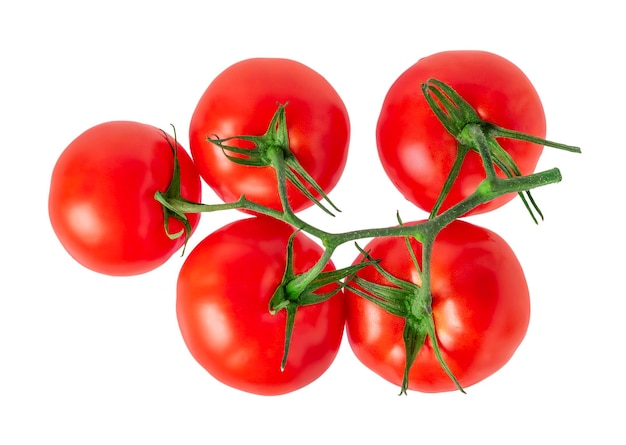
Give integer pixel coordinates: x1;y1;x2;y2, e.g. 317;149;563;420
189;58;350;213
48;121;202;276
377;50;546;215
345;220;530;392
176;216;344;396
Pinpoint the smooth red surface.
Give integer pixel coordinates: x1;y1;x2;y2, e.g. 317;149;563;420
377;50;546;215
176;216;345;395
345;220;530;392
189;58;350;213
49;121;202;276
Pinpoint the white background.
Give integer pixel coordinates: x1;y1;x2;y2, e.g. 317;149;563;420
2;1;623;443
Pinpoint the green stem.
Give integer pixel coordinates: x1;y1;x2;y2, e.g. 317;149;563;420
154;80;580;392
411;236;433;319
285;246;336;297
266;144;304;223
429;143;470;219
408;235;463;393
154;192;284;220
460;124;498;182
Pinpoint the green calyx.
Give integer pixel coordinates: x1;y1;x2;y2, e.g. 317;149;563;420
347;242;464;395
268;232;374;371
422;79;581;223
207;103;341;216
153;126;194;254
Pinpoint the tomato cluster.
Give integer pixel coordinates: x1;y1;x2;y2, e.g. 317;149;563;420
49;51;576;396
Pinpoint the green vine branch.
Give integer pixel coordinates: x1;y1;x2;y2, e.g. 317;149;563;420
155;79;581;394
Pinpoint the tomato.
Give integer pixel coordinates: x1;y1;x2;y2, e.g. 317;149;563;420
189;58;350;213
344;220;530;392
376;50;546;215
48;121;202;276
176;216;344;395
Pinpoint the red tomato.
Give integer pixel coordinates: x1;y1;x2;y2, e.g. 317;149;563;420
344;220;530;392
377;50;546;215
48;121;202;276
189;58;350;213
176;216;344;395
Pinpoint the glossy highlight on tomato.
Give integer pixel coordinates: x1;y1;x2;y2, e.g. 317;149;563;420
176;216;345;396
48;121;202;276
345;219;530;392
189;58;350;213
377;50;546;215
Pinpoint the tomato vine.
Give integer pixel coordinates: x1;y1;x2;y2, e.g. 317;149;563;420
155;78;580;394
